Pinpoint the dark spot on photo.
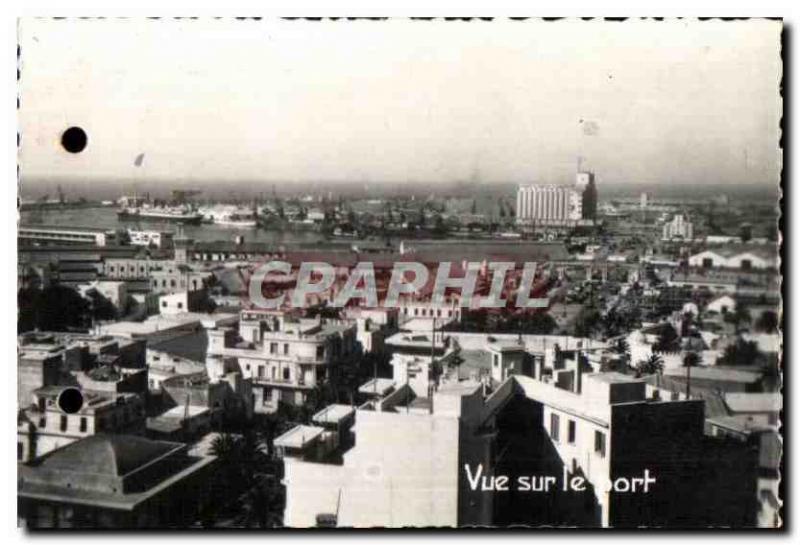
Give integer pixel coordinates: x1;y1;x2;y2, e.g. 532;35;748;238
57;387;84;414
61;126;87;153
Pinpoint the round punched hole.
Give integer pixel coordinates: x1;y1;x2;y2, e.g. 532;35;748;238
61;126;87;153
57;387;84;414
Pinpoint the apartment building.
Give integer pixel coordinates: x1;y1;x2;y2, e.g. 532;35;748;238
277;377;502;527
278;332;758;527
17;387;146;462
207;310;357;412
17;332;147;407
342;307;399;354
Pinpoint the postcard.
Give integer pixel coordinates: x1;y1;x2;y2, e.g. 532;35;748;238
16;17;782;529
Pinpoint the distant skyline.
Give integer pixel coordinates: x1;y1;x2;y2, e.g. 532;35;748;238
19;18;782;191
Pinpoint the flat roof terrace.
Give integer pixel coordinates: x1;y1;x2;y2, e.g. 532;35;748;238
312;404;355;425
274;425;325;450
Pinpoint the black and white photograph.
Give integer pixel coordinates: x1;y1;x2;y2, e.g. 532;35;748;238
14;16;783;529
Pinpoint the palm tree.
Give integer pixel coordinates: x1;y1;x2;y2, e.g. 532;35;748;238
682;351;701;397
611;337;631;372
234;472;285;528
636;352;665;382
210;433;239;461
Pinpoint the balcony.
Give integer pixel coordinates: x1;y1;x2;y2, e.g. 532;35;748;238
295;354;326;365
251;376;314;390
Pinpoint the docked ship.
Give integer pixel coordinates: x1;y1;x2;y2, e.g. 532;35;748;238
198;205;258;228
117;196;203;225
215;213;258;228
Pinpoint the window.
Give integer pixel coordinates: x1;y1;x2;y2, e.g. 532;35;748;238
270;342;278;354
741;259;752;271
568;420;576;444
258;366;265;378
18;443;23;461
316;346;325;359
594;431;606;458
38;417;46;429
283;343;289;355
271;367;276;379
60;415;68;432
79;417;87;432
283;367;290;381
550;413;560;441
170;279;176;288
177;302;183;309
161;301;167;308
702;258;713;268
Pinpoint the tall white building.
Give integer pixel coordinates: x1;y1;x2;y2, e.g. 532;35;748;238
516;172;597;225
662;214;694;241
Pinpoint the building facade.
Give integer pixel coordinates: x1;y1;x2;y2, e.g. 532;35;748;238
516;172;598;225
18;434;216;528
662;214;694;241
207;310;358;412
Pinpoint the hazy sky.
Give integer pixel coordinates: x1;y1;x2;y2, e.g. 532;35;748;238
19;18;782;191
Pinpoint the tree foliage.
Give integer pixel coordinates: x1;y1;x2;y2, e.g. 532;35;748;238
654;324;680;353
18;285;91;333
636;353;665;377
755;310;779;333
718;338;763;367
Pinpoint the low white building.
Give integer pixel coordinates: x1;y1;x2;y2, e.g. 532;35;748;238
127;229;171;248
158;290;208;315
706;295;737;314
689;247;777;270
